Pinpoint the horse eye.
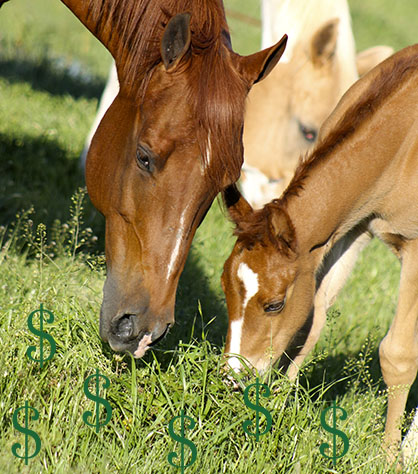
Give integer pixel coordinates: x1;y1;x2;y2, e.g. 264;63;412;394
263;300;285;314
299;123;317;143
136;146;151;171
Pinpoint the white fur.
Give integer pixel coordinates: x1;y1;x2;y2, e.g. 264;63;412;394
240;164;283;209
237;262;259;309
166;210;187;281
261;0;357;91
227;263;259;371
227;318;244;371
80;62;119;168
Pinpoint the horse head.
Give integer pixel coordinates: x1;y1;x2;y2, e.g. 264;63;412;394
242;3;393;208
83;3;287;356
221;186;315;373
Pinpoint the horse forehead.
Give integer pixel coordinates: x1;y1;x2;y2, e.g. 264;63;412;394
237;262;259;303
292;69;338;110
235;247;296;288
143;69;190;111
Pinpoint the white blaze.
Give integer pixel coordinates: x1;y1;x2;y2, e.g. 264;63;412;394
237;262;259;309
228;262;259;370
228;318;244;371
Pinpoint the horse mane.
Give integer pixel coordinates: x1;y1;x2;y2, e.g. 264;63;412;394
87;0;248;187
229;193;296;257
280;45;418;205
232;45;418;252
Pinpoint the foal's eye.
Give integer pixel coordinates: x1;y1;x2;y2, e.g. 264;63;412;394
263;300;285;314
136;146;151;171
299;123;317;143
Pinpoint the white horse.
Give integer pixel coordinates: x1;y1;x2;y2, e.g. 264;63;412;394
241;0;393;208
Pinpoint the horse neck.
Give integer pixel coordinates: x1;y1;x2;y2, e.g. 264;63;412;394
284;74;416;261
61;0;121;57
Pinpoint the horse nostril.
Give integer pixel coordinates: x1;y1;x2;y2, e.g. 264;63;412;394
114;314;136;340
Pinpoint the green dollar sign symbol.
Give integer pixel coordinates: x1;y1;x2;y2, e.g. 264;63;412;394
242;377;272;441
12;401;41;465
168;410;197;474
82;369;112;433
26;303;56;369
320;400;350;466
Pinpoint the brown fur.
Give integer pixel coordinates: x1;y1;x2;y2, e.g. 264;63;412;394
222;44;418;460
55;0;288;359
82;0;248;186
282;46;418;206
241;0;394;210
232;201;296;257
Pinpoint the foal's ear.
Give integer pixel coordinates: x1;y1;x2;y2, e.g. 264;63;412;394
223;185;253;223
161;13;192;71
234;34;288;85
310;18;339;68
268;207;297;254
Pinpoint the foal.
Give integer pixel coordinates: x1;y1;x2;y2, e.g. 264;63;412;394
222;44;418;450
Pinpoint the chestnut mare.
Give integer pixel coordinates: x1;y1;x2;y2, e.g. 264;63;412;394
0;0;287;355
222;44;418;452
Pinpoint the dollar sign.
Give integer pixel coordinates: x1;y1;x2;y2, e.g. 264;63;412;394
82;369;112;433
320;400;350;466
167;410;197;473
26;303;56;369
242;377;272;441
12;401;41;465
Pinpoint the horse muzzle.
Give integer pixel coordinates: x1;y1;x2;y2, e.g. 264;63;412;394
100;308;173;356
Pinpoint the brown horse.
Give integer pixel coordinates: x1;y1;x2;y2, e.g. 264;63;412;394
0;0;286;355
221;44;418;452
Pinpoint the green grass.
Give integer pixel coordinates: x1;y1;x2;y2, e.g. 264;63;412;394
0;0;417;472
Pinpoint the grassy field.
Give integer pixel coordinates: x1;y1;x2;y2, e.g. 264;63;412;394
0;0;417;472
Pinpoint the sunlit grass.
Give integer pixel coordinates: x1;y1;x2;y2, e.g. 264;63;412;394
0;0;417;472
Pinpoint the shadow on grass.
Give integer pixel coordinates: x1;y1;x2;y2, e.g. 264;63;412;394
0;54;105;100
1;132;227;368
102;244;229;372
0;131;103;230
299;345;418;411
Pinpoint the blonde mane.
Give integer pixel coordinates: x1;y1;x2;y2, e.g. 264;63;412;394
261;0;357;91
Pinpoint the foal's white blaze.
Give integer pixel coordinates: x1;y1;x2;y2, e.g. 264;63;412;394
238;262;259;309
227;262;259;371
227;318;244;371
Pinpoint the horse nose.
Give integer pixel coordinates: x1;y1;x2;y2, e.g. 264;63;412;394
104;312;172;356
113;313;138;340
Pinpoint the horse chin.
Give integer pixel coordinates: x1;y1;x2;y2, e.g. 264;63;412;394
133;323;172;358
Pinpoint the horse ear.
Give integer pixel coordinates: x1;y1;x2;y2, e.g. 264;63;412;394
161;13;192;71
268;206;297;254
234;34;287;85
310;18;339;68
223;185;253;224
356;45;394;76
